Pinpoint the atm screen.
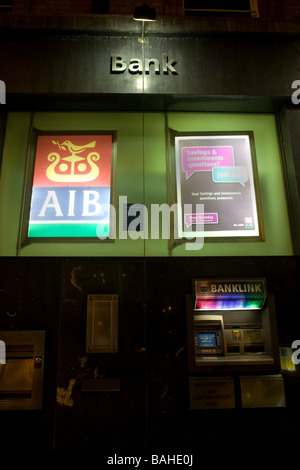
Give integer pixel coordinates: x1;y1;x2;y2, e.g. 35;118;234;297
197;332;217;348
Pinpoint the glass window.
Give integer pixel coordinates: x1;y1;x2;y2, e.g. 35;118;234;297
0;0;13;13
184;0;259;17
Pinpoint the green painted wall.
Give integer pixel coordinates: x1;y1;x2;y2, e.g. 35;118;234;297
0;111;293;256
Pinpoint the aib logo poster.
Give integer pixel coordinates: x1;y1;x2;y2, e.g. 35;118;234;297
28;132;115;239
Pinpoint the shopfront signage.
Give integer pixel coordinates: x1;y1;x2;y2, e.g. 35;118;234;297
194;279;266;310
21;129;116;242
111;53;177;74
170;130;264;243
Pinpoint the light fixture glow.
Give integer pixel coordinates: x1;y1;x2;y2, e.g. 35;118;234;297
133;4;156;21
133;4;156;43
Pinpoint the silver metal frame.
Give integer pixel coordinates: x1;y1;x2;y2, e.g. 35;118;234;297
86;294;118;353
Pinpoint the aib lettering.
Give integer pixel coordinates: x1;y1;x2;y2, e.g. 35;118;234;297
111;53;177;74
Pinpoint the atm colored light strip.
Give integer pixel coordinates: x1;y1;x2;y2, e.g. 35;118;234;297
195;298;263;310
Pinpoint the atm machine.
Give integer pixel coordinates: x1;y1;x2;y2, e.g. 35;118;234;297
186;279;286;409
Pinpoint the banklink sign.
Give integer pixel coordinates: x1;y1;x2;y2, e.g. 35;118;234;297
194;279;267;310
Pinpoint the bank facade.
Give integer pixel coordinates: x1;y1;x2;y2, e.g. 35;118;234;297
0;6;300;451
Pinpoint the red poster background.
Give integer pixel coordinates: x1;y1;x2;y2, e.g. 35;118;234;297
32;134;113;188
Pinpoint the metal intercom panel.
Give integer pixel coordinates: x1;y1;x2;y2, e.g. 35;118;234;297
86;294;118;353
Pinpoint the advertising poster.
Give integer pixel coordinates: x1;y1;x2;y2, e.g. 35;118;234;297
173;131;264;240
22;130;116;242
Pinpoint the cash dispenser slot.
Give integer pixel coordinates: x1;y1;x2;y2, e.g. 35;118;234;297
0;330;45;410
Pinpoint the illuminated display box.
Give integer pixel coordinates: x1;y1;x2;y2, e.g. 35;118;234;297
168;130;264;248
194;279;266;310
20;129;116;244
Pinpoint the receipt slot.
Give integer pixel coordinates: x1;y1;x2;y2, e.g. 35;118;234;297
187;279;285;409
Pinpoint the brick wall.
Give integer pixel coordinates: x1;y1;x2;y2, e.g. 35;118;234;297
12;0;30;14
12;0;92;15
257;0;283;18
282;0;300;18
109;0;183;16
11;0;183;16
7;0;300;19
257;0;300;19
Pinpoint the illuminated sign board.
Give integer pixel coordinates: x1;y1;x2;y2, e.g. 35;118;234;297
194;279;266;310
170;131;264;243
21;130;116;242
